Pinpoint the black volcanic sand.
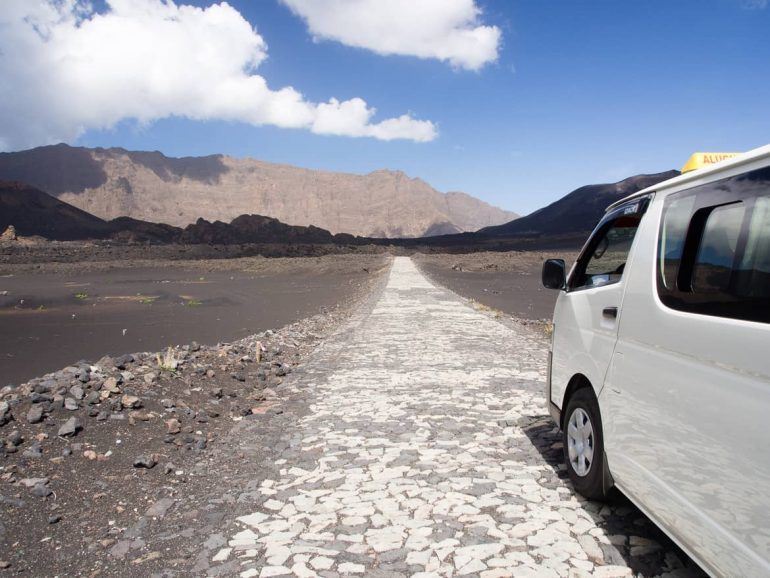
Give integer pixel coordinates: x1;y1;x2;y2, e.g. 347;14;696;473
414;250;579;322
0;255;389;386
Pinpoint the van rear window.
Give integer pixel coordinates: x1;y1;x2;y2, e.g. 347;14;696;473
657;166;770;323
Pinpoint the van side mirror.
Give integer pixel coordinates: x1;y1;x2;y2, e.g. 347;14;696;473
542;259;566;290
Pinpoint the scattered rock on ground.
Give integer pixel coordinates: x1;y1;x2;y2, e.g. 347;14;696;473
57;417;82;437
0;225;17;242
133;455;157;469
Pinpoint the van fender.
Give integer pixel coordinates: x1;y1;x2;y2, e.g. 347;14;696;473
552;349;604;414
559;350;605;405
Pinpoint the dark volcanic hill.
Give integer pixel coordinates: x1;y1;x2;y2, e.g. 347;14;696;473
0;181;115;241
481;171;680;237
0;144;517;238
0;181;183;242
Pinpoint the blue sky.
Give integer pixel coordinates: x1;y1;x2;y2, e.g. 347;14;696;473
3;1;770;215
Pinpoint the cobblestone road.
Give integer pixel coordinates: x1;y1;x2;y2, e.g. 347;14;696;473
208;257;703;578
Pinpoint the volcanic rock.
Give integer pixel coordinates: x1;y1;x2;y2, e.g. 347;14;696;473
133;455;157;469
26;405;44;424
58;417;82;437
0;224;16;241
121;395;142;409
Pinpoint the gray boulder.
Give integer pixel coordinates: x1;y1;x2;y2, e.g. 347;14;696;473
57;417;82;437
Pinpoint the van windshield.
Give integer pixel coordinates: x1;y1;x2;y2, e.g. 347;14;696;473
571;213;643;290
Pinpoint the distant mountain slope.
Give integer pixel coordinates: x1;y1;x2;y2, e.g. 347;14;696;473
0;181;185;242
442;191;517;233
0;144;517;238
481;171;680;237
0;181;361;245
0;181;114;241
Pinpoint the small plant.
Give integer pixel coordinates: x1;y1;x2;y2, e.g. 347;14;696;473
156;346;179;372
74;292;88;300
138;296;156;305
37;304;45;311
185;299;203;307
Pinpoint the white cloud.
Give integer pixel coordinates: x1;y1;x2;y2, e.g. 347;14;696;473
281;0;501;71
0;0;437;151
311;98;437;141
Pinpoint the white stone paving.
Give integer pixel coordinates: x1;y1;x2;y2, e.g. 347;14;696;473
211;257;701;578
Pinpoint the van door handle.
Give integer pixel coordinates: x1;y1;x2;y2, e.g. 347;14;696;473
602;307;618;319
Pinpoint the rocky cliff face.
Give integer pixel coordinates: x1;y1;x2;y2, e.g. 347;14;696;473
0;144;518;238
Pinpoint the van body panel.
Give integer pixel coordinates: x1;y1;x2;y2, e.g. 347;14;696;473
546;145;770;576
550;283;623;406
604;194;770;576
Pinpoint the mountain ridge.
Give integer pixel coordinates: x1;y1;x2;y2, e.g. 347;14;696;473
0;144;518;238
480;170;680;238
1;169;682;252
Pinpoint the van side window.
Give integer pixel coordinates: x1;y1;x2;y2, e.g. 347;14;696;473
570;213;643;290
692;203;745;294
659;196;696;289
657;166;770;323
735;198;770;298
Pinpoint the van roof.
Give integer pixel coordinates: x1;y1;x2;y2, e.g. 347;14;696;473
606;143;770;213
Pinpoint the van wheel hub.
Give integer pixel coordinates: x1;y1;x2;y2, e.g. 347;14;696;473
567;407;594;477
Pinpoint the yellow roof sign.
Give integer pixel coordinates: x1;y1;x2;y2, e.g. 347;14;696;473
681;152;740;173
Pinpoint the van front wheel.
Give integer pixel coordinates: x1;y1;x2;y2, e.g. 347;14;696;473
563;388;607;500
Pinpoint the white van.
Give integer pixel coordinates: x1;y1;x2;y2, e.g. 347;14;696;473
542;145;770;577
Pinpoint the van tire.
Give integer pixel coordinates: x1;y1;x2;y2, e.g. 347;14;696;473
563;388;607;500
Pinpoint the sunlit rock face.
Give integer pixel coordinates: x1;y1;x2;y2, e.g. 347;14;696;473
0;144;518;238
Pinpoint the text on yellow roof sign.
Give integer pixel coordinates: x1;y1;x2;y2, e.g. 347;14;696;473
681;152;740;173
